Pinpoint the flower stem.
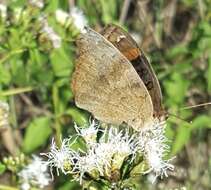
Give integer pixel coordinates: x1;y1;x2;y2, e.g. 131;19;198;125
52;85;62;146
0;86;34;96
0;49;26;64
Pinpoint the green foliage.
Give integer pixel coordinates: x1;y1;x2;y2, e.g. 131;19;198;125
50;48;73;77
171;124;191;155
23;117;52;153
58;181;80;190
163;20;211;155
192;115;211;129
65;108;88;126
206;57;211;92
164;72;190;105
0;162;6;175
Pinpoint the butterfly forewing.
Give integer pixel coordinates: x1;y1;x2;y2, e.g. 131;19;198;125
72;27;153;130
101;24;164;118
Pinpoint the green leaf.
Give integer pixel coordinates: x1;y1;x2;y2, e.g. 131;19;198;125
50;48;72;77
121;154;143;180
69;135;87;152
10;59;28;85
0;162;6;175
171;124;192;155
130;160;148;177
100;0;117;24
164;72;190;105
166;44;188;59
45;0;59;12
199;21;211;36
192;115;211;129
65;107;88;126
23;117;52;153
199;37;211;51
29;50;54;85
58;181;81;190
0;64;11;85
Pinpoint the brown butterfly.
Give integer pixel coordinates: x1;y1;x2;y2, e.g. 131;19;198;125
71;25;165;131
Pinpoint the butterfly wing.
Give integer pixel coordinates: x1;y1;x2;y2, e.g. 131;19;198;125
71;27;153;130
101;24;164;118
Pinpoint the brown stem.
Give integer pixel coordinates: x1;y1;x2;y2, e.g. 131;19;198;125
119;0;132;25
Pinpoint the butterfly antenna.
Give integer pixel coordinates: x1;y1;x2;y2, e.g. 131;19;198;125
167;112;192;125
180;102;211;110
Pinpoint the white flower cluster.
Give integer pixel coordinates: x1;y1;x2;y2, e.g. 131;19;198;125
40;17;61;49
42;121;137;184
137;119;174;182
28;0;44;9
69;7;88;32
55;9;71;26
41;138;79;176
55;7;88;33
18;156;51;190
77;127;137;181
42;119;174;184
0;5;87;50
0;4;7;18
74;120;99;145
0;101;9;128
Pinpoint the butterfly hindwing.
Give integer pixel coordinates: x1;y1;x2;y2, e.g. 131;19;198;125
72;27;153;130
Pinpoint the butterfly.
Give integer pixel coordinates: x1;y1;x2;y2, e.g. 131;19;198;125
71;24;165;131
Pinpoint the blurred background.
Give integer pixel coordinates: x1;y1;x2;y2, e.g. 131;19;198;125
0;0;211;189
